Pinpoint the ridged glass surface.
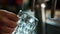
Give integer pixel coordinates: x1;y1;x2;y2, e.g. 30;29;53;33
12;10;38;34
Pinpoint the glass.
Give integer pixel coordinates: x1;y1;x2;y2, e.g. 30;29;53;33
12;10;38;34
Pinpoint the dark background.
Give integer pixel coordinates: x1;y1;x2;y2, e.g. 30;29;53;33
0;0;60;14
46;0;60;9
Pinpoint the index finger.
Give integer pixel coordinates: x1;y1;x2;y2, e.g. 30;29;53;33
0;10;18;22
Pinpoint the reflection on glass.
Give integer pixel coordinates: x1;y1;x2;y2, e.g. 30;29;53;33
12;10;38;34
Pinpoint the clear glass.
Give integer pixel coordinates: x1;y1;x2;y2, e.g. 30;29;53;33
12;10;38;34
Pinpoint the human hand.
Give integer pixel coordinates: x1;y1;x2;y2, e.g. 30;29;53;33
0;10;18;34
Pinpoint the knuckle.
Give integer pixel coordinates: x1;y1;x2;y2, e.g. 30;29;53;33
0;26;14;33
1;33;11;34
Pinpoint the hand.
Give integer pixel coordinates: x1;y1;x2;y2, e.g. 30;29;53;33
0;10;18;34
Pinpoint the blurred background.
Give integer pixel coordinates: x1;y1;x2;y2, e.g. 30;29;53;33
0;0;60;14
0;0;60;34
